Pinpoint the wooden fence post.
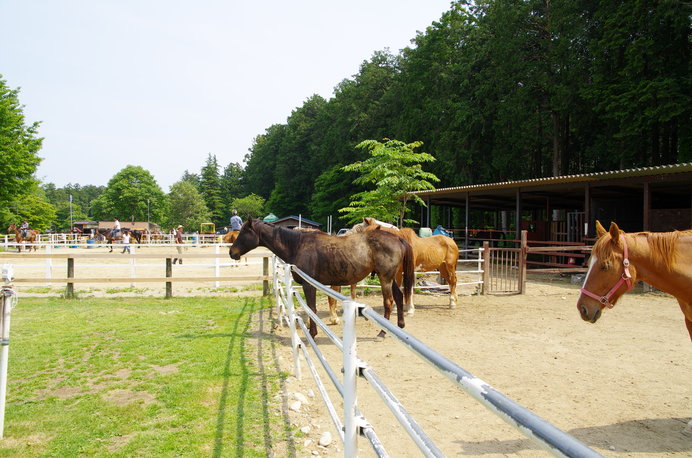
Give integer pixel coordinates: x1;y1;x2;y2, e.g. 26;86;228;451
66;257;74;299
165;258;173;299
262;256;269;296
519;230;528;294
481;241;490;295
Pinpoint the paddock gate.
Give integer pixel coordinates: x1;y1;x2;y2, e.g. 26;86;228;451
271;256;602;457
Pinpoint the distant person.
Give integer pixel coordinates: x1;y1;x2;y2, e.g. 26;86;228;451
173;225;184;264
112;218;121;237
19;219;29;238
230;210;243;231
121;231;131;254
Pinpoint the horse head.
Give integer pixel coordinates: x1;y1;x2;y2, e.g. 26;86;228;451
229;219;261;260
577;221;636;323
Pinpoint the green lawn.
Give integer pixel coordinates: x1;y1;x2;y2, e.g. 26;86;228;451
0;296;295;457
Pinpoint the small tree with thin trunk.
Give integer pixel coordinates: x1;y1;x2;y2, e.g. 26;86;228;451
340;139;439;226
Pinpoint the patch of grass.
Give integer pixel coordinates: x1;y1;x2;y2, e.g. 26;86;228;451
19;287;55;294
1;296;293;457
103;287;148;294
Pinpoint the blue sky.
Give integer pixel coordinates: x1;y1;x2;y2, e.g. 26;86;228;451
1;1;452;191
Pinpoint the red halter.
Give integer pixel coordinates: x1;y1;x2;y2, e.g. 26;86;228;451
580;234;633;309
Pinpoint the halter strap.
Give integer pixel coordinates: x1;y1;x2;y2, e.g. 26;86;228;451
580;234;633;309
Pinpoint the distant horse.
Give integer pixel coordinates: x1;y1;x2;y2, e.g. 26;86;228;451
350;217;459;315
222;230;250;266
229;219;414;339
95;228;134;252
578;221;692;340
7;224;39;252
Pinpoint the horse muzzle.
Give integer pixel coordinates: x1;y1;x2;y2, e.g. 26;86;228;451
578;302;602;323
229;249;240;260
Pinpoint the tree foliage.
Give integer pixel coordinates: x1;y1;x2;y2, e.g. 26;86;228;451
0;76;44;227
340;139;439;225
166;180;211;231
230;194;265;221
240;0;689;227
90;166;166;223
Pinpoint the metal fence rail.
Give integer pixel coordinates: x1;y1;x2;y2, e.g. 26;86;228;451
273;256;602;457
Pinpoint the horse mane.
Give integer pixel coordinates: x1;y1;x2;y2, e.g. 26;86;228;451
593;229;689;271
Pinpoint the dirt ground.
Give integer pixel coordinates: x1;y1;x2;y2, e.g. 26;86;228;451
272;276;691;457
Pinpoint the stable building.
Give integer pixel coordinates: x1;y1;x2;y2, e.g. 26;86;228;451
412;163;692;245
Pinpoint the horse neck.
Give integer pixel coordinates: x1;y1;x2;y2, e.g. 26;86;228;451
257;224;297;262
627;232;692;296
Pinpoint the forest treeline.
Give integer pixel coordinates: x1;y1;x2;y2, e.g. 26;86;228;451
242;0;690;225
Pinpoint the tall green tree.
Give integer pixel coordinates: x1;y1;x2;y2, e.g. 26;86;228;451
230;194;265;221
90;166;166;223
199;154;224;226
340;139;439;225
220;161;244;221
166;180;211;230
0;76;44;227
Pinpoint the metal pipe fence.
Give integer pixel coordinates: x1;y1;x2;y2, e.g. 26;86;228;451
273;256;602;457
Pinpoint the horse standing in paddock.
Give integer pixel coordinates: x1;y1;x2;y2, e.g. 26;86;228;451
577;220;692;340
229;219;414;339
7;224;39;252
350;217;459;315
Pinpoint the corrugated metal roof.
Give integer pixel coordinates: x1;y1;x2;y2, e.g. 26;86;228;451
411;163;692;196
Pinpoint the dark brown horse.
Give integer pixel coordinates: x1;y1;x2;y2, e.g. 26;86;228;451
95;228;136;252
229;219;415;338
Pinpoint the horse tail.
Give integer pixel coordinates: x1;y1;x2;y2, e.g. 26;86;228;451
401;239;415;301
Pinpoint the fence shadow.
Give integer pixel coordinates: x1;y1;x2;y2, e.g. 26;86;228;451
453;417;691;455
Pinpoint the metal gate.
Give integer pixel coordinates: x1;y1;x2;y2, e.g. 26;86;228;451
485;247;521;293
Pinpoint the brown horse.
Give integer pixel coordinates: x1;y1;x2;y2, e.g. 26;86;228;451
350;217;459;315
229;219;415;339
7;224;39;252
95;228;134;252
578;221;692;340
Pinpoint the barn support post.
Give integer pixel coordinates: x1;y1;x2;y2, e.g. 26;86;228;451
65;257;75;299
643;182;651;231
165;258;173;299
519;230;528;294
481;241;490;295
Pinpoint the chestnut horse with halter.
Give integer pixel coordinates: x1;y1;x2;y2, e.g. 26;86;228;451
229;219;414;339
349;217;459;315
578;221;692;340
7;224;39;252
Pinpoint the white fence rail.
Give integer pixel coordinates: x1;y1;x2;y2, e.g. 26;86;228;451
273;256;602;457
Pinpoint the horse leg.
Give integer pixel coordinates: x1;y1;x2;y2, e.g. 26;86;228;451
397;267;416;316
327;286;341;325
677;299;692;341
303;285;318;338
391;281;405;329
350;283;357;299
440;262;458;308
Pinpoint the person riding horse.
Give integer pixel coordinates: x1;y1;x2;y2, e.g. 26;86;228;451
111;218;121;238
20;220;29;239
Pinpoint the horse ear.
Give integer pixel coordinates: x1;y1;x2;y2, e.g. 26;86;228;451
364;217;373;225
608;221;621;241
595;220;607;238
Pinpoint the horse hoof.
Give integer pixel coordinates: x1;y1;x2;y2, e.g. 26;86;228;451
376;330;386;341
406;309;415;317
328;318;340;326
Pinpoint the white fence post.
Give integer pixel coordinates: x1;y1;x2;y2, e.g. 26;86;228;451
45;244;53;286
130;245;136;288
0;265;17;439
342;299;359;456
283;263;301;379
214;245;221;288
